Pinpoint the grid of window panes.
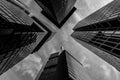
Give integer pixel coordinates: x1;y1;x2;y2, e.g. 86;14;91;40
0;19;42;75
74;0;120;30
39;67;57;80
0;0;32;25
65;51;83;80
0;1;43;74
38;53;59;80
74;16;120;58
0;35;37;75
0;24;37;75
45;57;58;69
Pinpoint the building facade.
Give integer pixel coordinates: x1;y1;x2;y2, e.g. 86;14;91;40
36;52;70;80
72;0;120;71
0;0;53;75
36;50;85;80
34;0;77;28
36;51;70;80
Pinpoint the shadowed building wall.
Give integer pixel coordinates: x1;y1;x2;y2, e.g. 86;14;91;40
0;0;52;75
37;51;72;80
72;0;120;72
37;50;84;80
34;0;76;28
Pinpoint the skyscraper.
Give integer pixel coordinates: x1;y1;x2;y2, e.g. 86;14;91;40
36;52;70;80
0;0;54;75
34;0;77;28
36;51;70;80
6;0;30;15
72;0;120;71
36;50;84;80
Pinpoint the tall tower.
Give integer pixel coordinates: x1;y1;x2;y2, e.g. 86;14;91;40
36;50;84;80
36;51;70;80
0;0;53;75
34;0;77;28
72;0;120;71
36;52;70;80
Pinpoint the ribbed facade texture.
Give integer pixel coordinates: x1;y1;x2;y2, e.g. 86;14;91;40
73;0;120;30
65;51;86;80
72;0;120;71
0;0;52;75
37;51;76;80
37;50;86;80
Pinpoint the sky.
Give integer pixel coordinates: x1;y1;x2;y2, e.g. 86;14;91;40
1;0;120;80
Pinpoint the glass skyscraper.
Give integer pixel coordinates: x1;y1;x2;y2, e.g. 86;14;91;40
0;0;54;75
72;0;120;72
36;50;84;80
34;0;76;28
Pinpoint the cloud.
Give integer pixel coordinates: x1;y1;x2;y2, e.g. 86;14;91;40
111;66;120;80
81;56;91;68
13;54;42;79
100;64;111;78
20;0;32;6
